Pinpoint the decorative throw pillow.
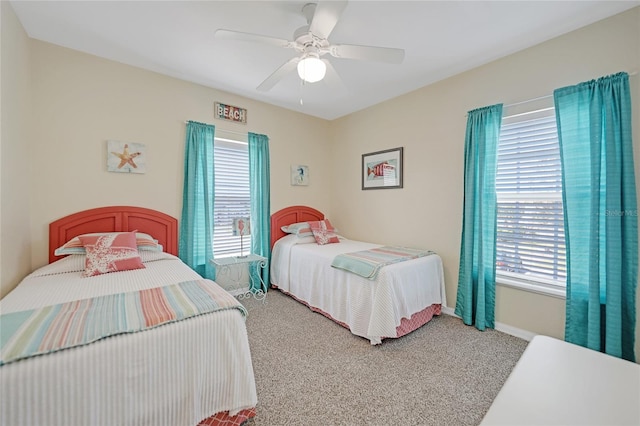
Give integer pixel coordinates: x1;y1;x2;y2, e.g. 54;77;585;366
79;232;145;277
308;219;340;245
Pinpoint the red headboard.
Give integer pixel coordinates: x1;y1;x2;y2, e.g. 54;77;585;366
49;206;178;263
270;205;325;250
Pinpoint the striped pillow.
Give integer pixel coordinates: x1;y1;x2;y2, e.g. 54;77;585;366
55;232;162;256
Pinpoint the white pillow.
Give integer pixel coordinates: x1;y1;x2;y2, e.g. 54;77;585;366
54;231;162;256
281;222;313;238
277;234;316;245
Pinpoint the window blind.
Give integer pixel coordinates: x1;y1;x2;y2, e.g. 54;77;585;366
496;113;566;286
213;139;251;258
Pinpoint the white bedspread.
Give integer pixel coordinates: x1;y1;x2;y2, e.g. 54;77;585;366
0;252;257;426
271;235;446;344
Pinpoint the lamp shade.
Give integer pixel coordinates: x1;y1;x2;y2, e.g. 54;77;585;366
232;217;251;236
297;56;326;83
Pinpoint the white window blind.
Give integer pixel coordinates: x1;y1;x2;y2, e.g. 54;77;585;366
496;110;566;288
213;138;251;258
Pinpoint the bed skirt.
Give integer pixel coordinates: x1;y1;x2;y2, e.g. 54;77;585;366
198;408;256;426
272;285;441;342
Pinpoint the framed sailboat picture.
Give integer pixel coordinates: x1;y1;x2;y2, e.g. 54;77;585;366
362;147;403;190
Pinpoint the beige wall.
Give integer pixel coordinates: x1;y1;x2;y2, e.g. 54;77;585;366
27;40;332;270
1;1;32;298
331;8;640;354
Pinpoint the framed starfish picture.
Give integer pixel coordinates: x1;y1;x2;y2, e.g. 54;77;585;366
107;140;146;174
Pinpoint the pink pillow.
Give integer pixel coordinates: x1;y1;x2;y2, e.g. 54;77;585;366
308;219;340;245
79;232;145;277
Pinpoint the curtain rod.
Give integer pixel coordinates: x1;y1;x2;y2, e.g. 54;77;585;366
184;120;247;137
504;70;638;109
504;94;552;109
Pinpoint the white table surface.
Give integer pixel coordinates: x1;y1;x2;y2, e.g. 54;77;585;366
481;335;640;426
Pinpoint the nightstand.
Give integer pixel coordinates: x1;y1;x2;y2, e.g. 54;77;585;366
210;254;267;302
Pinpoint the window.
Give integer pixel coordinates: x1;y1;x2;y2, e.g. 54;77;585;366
213;137;251;258
496;107;566;295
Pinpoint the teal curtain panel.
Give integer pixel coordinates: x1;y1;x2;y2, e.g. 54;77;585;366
248;132;271;292
179;121;216;280
455;104;503;330
554;72;638;361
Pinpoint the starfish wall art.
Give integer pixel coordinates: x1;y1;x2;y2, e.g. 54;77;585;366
107;140;146;174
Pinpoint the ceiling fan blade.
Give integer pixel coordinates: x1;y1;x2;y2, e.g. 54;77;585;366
215;29;293;49
308;0;348;40
327;44;405;64
257;57;300;92
322;60;347;92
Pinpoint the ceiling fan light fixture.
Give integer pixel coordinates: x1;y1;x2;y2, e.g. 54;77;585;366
297;56;326;83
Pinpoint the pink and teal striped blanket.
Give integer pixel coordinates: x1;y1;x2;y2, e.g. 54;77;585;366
0;279;246;366
331;246;435;280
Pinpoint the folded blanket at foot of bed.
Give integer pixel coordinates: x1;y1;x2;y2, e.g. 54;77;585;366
0;279;245;365
331;246;435;279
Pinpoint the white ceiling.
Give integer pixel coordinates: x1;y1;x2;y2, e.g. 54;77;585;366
10;1;640;120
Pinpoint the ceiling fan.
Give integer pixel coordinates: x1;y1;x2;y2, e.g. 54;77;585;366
215;1;405;92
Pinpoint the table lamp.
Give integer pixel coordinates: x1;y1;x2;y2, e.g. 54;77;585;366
232;217;251;258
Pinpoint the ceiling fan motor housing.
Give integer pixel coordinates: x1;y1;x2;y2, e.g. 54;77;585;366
293;26;329;54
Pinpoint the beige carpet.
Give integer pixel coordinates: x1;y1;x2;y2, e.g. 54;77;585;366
240;290;528;426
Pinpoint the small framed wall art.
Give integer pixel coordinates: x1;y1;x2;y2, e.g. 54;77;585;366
291;165;309;186
107;140;146;174
362;147;403;190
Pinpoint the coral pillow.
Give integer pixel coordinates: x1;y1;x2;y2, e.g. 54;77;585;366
308;219;340;245
79;232;145;277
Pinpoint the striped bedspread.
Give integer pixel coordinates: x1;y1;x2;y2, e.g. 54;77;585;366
0;279;245;366
331;246;435;279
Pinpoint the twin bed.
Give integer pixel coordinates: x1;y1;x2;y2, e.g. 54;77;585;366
0;206;257;426
270;206;640;425
269;205;447;345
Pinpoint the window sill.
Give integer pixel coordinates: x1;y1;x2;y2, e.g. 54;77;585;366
496;275;566;299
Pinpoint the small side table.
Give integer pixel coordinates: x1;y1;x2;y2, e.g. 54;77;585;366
210;254;267;303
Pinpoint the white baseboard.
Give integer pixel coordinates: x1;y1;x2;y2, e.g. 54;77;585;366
441;306;537;342
494;322;537;342
441;306;457;317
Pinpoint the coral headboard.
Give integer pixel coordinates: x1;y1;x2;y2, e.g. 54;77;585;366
270;205;325;250
49;206;178;263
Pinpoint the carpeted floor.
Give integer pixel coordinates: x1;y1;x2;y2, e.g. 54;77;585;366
240;290;529;426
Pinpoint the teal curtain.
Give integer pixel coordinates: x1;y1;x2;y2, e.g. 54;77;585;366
248;132;271;293
455;104;503;331
179;121;216;280
554;72;638;361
